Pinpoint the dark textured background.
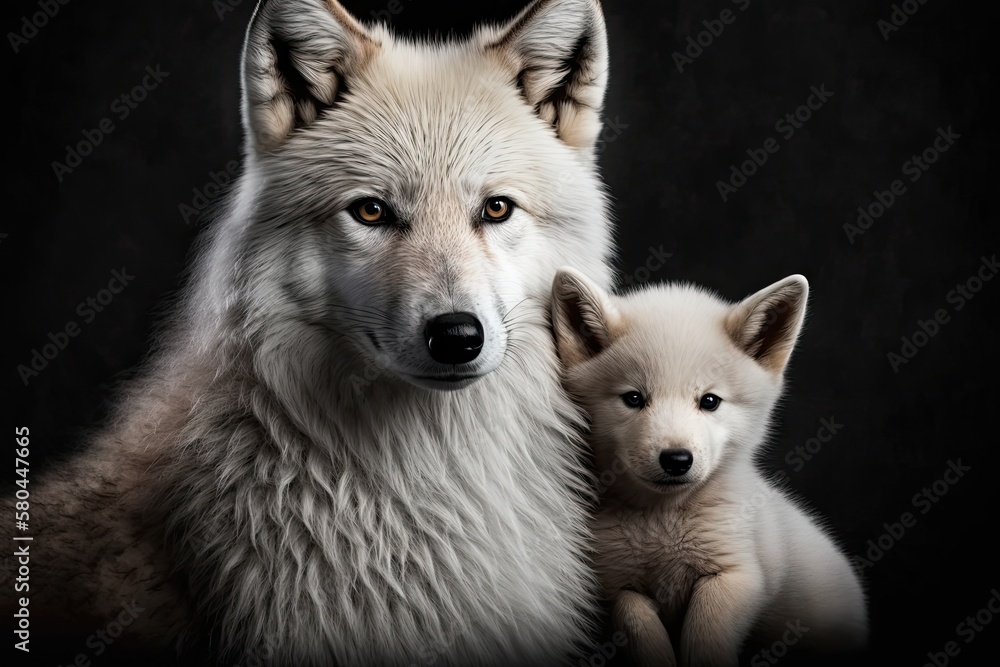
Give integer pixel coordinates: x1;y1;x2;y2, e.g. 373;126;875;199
4;0;998;664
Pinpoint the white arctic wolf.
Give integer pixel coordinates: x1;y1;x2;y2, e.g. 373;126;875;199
7;1;616;664
550;269;868;666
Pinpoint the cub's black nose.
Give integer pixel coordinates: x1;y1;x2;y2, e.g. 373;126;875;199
659;449;693;476
425;313;484;364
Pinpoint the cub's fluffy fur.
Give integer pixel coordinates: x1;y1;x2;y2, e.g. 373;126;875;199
551;268;868;666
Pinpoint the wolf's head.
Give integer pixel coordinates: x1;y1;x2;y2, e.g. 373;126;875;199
551;268;809;503
219;0;613;393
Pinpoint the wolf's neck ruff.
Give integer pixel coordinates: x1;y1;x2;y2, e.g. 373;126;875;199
153;298;597;665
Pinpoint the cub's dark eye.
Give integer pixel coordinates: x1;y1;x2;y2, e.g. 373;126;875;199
699;393;721;411
621;391;646;410
350;198;395;225
481;196;514;222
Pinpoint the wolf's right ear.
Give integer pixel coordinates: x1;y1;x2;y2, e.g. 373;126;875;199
487;0;609;152
551;267;620;367
242;0;378;152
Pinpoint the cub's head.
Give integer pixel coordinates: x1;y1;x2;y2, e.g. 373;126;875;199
551;268;809;501
231;0;613;392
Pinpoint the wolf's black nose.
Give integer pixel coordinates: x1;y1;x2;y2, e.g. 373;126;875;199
425;313;484;364
659;449;693;476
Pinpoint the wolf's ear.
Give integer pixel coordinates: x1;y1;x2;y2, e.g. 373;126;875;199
725;275;809;375
551;267;620;367
241;0;378;152
488;0;609;152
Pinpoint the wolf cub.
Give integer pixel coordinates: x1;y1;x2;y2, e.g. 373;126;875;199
550;268;868;666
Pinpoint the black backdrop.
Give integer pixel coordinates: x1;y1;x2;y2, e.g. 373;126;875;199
4;0;998;665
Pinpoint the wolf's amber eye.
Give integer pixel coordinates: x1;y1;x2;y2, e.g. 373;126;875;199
621;391;646;409
481;196;514;222
350;198;394;225
699;393;721;411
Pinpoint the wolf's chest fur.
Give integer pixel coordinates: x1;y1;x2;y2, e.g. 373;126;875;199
155;332;596;666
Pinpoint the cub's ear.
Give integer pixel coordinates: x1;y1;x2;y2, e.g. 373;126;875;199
487;0;609;152
551;266;621;368
241;0;378;152
725;275;809;375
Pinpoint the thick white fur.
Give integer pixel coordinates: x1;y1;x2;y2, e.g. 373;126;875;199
551;269;868;666
6;1;616;665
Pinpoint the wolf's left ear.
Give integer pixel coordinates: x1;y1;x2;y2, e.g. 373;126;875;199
551;267;621;367
242;0;378;152
725;275;809;375
487;0;609;152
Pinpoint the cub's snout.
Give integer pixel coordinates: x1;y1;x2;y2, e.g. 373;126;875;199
658;448;693;477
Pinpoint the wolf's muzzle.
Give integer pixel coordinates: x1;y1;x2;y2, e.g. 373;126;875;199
424;312;484;365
